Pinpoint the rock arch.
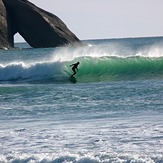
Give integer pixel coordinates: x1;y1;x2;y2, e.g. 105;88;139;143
0;0;80;49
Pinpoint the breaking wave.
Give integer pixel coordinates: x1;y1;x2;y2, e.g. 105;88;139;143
0;56;163;83
1;37;163;83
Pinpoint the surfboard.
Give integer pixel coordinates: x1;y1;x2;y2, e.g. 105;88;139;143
69;76;77;83
64;70;77;83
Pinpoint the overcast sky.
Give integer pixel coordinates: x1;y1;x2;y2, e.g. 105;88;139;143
15;0;163;42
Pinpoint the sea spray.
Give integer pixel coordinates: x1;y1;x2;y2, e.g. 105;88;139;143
51;37;163;62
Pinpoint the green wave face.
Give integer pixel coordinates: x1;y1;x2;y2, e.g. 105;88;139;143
66;56;163;82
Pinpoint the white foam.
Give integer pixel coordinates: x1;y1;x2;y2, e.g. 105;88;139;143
0;61;66;81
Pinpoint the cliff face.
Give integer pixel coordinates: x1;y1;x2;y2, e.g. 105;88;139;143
0;0;12;49
0;0;80;49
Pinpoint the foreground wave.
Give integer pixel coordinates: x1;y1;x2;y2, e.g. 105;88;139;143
1;153;163;163
0;56;163;83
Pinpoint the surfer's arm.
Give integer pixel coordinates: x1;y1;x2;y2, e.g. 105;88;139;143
70;64;74;67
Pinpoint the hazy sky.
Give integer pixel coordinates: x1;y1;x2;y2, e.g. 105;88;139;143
15;0;163;42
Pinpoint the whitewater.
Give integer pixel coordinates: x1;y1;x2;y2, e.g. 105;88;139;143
0;37;163;163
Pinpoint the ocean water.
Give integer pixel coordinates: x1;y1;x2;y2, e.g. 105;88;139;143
0;37;163;163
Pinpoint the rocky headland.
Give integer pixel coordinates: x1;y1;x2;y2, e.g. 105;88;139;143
0;0;80;49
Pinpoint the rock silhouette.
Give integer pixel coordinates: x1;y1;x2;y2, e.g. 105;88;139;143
0;0;80;49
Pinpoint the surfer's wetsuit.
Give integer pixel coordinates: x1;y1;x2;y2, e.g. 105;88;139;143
70;62;80;77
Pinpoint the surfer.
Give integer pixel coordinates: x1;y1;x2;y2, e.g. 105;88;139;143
70;62;80;77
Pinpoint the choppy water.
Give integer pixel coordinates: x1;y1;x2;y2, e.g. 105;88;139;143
0;37;163;162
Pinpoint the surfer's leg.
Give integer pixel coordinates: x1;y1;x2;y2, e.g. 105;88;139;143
71;69;76;77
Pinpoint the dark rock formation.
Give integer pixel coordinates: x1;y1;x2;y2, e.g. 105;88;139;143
0;0;13;49
0;0;80;49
